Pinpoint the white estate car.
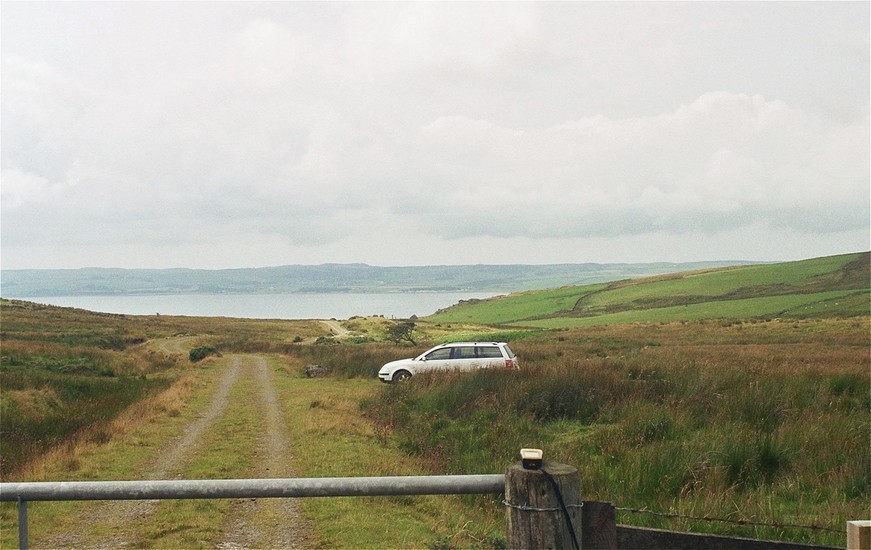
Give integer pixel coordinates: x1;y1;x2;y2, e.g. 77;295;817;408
378;341;519;383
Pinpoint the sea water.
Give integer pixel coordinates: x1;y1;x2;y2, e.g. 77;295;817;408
17;292;501;320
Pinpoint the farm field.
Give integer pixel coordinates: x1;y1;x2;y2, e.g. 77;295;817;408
426;251;869;326
0;252;868;548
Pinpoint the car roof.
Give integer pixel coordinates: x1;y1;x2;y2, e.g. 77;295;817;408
435;341;506;347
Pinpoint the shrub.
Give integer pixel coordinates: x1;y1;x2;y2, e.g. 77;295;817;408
189;346;219;362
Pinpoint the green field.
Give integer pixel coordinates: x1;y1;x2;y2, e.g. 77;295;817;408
426;252;869;326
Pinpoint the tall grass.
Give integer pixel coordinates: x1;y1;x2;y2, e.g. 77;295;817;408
0;343;175;477
287;343;416;378
364;319;870;546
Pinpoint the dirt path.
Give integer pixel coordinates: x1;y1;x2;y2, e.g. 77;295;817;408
35;348;307;548
321;319;350;338
38;356;243;549
157;335;200;355
215;356;308;549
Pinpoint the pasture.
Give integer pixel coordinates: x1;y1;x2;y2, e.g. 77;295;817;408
426;252;869;326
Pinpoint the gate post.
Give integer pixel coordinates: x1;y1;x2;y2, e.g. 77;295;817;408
18;498;28;550
580;501;617;550
848;521;871;550
505;461;582;549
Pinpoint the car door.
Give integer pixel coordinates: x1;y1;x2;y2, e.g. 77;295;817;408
418;347;453;373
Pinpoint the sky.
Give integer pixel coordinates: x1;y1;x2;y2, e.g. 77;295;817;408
1;1;869;270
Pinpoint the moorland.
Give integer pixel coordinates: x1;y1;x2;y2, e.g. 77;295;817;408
0;251;868;548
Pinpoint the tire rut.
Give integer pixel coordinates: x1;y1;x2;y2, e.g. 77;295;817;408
215;356;308;549
36;357;243;549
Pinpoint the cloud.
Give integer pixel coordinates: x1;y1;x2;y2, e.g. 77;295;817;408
398;93;868;239
1;2;868;268
0;168;58;209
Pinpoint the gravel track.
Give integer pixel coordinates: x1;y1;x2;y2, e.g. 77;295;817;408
215;356;308;549
34;348;307;548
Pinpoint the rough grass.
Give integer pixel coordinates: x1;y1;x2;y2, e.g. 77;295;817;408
0;339;180;477
0;369;205;547
1;353;508;549
274;359;505;549
364;318;870;547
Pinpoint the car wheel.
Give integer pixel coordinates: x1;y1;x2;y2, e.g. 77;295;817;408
393;370;412;382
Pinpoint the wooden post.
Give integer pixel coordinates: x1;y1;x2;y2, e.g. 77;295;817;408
848;521;871;550
505;461;582;549
581;501;617;550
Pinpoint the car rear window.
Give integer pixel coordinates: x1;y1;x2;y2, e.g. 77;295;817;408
501;345;516;358
477;346;504;358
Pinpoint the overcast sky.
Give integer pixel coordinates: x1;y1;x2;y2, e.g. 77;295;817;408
2;2;868;269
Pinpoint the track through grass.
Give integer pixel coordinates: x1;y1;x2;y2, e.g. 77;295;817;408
1;352;505;549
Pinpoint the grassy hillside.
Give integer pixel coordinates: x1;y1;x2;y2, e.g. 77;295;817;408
426;252;870;327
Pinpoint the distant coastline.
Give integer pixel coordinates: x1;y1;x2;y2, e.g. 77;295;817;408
0;261;755;298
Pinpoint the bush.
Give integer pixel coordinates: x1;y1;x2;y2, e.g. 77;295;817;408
189;346;219;362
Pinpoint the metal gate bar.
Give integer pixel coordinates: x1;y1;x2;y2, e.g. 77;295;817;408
1;474;506;549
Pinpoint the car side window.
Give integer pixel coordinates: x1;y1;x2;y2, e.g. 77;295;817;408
425;349;452;360
477;347;503;358
453;346;477;359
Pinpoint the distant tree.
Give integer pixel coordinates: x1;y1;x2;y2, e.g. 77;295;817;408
387;320;417;345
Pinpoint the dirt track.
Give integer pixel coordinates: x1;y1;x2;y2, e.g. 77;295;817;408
157;335;200;355
36;340;307;549
215;356;306;549
321;319;350;338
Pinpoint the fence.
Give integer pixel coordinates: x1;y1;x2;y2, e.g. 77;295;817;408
1;462;867;550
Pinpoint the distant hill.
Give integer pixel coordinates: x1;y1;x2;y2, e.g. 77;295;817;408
425;252;870;326
0;260;755;297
